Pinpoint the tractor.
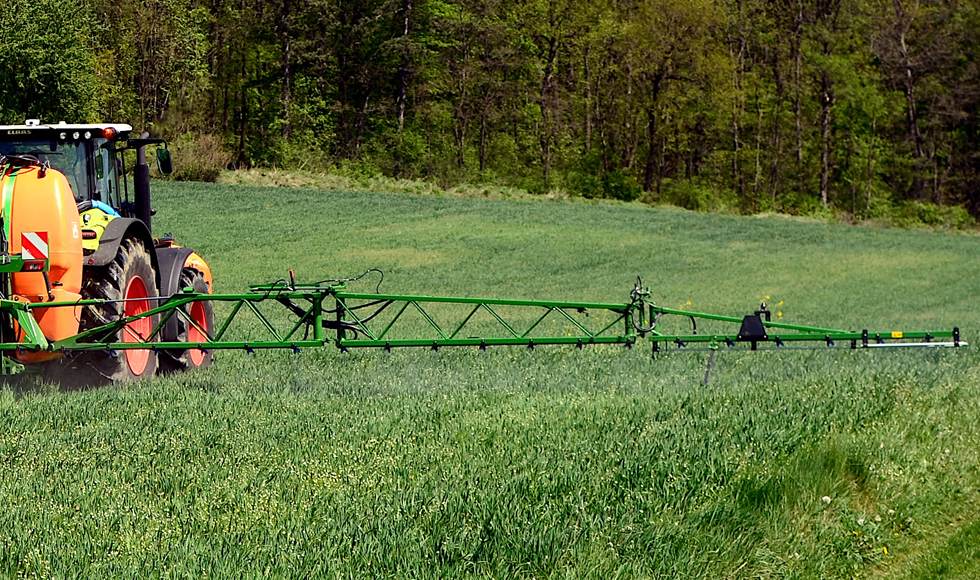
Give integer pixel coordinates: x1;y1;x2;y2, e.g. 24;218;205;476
0;120;214;382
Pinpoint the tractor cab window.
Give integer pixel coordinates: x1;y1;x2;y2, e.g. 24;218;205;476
0;139;91;201
93;139;121;209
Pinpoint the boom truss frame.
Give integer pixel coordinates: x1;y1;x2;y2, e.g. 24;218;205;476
0;277;965;375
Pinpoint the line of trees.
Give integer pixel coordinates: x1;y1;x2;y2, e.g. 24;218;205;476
2;0;978;217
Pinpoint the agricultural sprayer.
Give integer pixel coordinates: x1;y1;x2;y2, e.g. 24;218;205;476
0;121;967;384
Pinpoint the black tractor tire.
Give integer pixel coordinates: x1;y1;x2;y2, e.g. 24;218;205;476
160;268;214;373
75;238;160;382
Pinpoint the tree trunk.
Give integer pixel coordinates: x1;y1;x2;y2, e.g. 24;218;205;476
584;45;592;152
220;42;229;133
539;36;558;183
237;40;248;168
820;68;833;205
894;0;925;199
866;113;876;216
731;37;746;200
453;91;467;168
643;107;658;192
354;95;369;158
280;0;292;140
769;50;784;205
753;89;764;198
396;0;413;133
851;132;857;216
793;2;804;191
479;110;488;172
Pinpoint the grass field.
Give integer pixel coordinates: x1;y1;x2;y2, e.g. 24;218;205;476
1;183;979;578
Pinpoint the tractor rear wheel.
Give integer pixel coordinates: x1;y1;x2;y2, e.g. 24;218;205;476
160;268;214;373
78;238;160;381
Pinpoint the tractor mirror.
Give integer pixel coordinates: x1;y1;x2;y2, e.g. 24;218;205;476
156;148;173;175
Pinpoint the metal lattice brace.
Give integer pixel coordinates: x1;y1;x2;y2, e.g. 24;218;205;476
645;304;964;353
0;279;964;374
42;286;331;353
332;291;640;350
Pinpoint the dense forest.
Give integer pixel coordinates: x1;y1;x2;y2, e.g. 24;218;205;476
1;0;978;219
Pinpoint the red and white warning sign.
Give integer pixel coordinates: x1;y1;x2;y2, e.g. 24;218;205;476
21;232;49;260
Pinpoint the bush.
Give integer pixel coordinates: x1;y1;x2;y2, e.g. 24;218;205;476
601;169;642;202
567;170;604;199
566;168;641;201
167;133;232;182
660;179;738;213
894;200;976;229
777;190;835;219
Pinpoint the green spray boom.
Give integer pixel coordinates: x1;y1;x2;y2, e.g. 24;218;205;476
0;272;964;378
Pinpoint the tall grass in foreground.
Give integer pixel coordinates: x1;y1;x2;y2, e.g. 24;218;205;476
1;183;979;578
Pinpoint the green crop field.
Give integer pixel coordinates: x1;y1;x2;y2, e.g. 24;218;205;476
2;183;979;579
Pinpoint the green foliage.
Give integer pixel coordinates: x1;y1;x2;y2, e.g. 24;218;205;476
568;168;642;202
165;133;232;182
601;169;642;201
4;0;980;221
566;152;642;202
0;0;99;123
84;0;212;127
778;189;837;219
659;179;739;213
567;169;603;199
894;201;976;229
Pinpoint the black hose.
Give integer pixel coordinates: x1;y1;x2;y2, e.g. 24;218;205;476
314;268;385;293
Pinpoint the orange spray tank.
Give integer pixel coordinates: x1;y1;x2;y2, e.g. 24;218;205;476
0;165;83;361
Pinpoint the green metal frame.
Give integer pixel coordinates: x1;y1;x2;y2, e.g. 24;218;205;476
646;304;961;351
0;254;38;274
0;278;965;375
23;281;644;353
333;291;641;350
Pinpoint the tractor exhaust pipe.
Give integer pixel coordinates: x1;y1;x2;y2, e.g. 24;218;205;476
127;136;172;236
134;145;152;234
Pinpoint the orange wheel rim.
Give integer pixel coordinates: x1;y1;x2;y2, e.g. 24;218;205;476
123;275;151;376
188;301;208;366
